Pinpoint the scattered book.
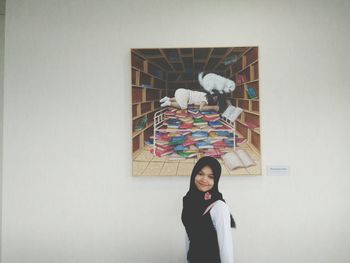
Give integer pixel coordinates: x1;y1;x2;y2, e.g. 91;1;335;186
151;147;174;157
192;131;209;138
178;151;197;158
167;152;185;161
155;144;173;151
192;112;203;119
169;135;185;145
212;141;226;148
205;149;224;158
222;149;255;170
188;108;199;115
222;105;243;122
174;145;188;152
203;115;220;122
224;139;235;148
184;137;197;146
152;107;238;159
180;122;193;129
216;131;233;138
176;110;188;118
196;141;214;149
208;120;223;128
193;118;207;126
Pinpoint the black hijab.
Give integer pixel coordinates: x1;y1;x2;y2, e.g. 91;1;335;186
181;156;236;234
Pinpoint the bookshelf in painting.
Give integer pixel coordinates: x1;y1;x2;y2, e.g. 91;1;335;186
225;47;260;153
131;50;166;153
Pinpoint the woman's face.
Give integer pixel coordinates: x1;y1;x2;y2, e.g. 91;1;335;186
194;165;215;192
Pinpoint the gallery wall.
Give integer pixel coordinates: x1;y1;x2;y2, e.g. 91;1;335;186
2;0;350;262
0;5;4;263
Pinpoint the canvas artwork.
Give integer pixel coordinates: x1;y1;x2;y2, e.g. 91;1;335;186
132;47;261;176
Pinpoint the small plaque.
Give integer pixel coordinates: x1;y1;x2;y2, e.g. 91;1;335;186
267;165;290;176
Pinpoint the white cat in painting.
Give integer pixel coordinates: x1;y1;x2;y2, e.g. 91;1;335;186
198;72;236;94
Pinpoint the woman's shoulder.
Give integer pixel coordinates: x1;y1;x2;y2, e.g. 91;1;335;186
210;200;230;215
211;200;229;211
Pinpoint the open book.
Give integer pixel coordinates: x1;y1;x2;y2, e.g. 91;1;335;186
221;105;243;122
222;149;255;170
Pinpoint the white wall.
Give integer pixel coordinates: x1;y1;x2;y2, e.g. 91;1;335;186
2;0;350;262
0;0;6;261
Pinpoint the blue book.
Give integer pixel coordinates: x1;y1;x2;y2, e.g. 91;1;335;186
171;135;185;142
224;139;235;147
192;131;209;138
196;141;214;149
216;131;232;137
200;111;217;115
174;145;188;152
246;86;257;99
208;121;223;128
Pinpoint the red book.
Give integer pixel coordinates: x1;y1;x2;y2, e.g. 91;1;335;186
151;148;174;157
155;144;173;151
213;141;226;148
203;115;220;122
192;113;203;119
184;137;197;146
180;123;193;129
158;134;171;141
176;110;188;118
205;149;224;158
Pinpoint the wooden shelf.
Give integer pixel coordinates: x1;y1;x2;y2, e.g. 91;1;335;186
236;119;259;129
245;79;259;85
167;80;197;84
132;100;159;106
132;108;161;121
132;84;165;90
251;128;260;135
236;58;258;74
233;45;260;152
132;122;153;138
132;66;165;82
132;51;167;152
243;109;259;116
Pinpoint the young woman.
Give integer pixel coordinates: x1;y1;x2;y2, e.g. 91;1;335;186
160;88;230;113
182;156;236;263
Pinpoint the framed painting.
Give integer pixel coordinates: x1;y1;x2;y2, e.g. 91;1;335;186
132;47;261;176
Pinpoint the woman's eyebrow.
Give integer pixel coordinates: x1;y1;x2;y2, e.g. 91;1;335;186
200;169;214;176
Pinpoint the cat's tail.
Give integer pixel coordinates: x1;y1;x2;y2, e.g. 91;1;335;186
198;72;204;87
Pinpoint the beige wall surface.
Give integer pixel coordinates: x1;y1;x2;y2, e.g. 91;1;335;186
2;0;350;262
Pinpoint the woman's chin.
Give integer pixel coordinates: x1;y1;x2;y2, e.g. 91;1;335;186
198;187;210;192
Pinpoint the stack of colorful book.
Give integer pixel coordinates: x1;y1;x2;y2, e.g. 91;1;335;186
150;107;244;159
